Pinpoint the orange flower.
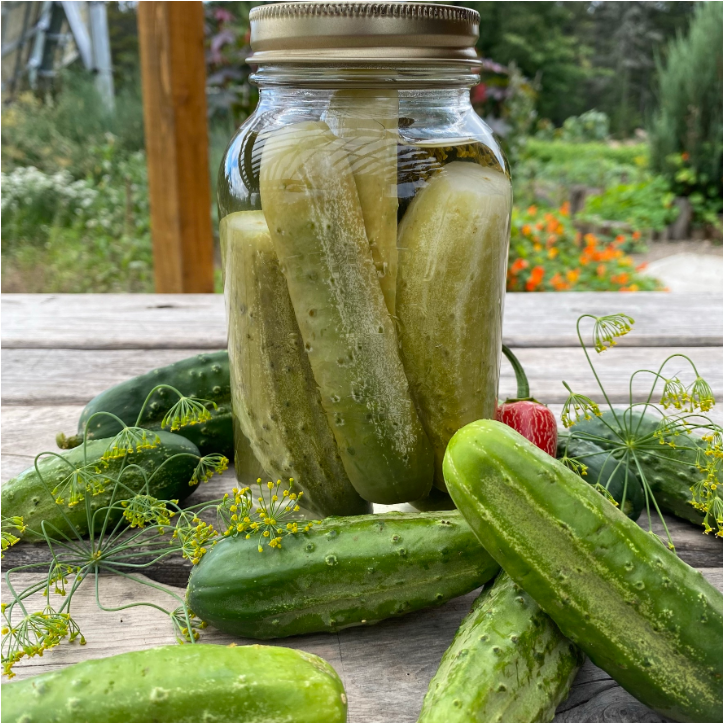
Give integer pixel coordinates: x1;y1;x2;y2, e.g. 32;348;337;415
560;201;570;217
611;272;630;285
632;231;641;240
546;234;558;247
620;284;640;292
566;269;580;284
583;233;598;247
548;247;559;259
535;222;544;231
636;262;648;272
597;264;607;278
522;224;532;236
550;272;569;290
510;258;529;274
681;152;690;161
525;265;545;291
614;234;625;245
533;243;543;252
527;205;538;215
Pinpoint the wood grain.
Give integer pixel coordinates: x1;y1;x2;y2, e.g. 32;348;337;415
3;346;722;407
3;293;722;349
138;2;215;292
2;571;720;723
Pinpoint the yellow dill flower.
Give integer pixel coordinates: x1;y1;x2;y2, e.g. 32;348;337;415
161;396;216;432
1;517;26;558
103;427;160;460
190;454;229;485
121;495;174;528
688;377;715;413
49;464;110;508
659;378;690;411
560;384;602;428
591;313;634;353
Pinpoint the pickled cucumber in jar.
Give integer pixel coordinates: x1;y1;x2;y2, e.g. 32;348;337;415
326;89;399;316
396;156;512;490
222;210;370;517
259;121;434;505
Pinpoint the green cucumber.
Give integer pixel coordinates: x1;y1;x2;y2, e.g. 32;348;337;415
187;511;499;639
557;435;645;520
2;431;200;541
259;120;434;504
1;643;347;723
418;572;582;723
444;419;723;723
222;210;370;517
326;89;399;316
396;161;512;490
58;351;234;458
573;410;708;525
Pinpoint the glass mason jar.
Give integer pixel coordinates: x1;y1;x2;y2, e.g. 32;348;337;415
218;2;511;515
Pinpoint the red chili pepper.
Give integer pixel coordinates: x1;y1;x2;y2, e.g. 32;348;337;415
496;345;557;456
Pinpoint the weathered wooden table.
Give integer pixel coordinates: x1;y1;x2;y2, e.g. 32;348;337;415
3;292;722;722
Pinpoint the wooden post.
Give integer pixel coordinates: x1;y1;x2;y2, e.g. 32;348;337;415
138;2;214;293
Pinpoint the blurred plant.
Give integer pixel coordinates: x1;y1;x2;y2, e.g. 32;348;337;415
559;110;611;143
650;2;723;225
507;204;663;293
580;176;679;234
513;138;649;209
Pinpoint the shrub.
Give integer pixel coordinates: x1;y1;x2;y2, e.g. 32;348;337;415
649;3;723;216
580;176;678;234
507;204;663;293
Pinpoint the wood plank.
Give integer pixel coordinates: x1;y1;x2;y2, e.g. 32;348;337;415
138;2;214;293
3;346;722;407
3;293;722;350
3;570;720;723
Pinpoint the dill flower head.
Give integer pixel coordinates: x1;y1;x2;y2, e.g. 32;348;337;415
688;376;715;413
592;313;634;353
561;384;602;428
171;606;207;643
1;607;84;678
121;494;175;528
1;517;26;558
659;377;690;412
50;464;110;507
46;563;80;597
190;454;229;485
103;427;160;460
161;396;216;432
217;487;253;537
560;455;588;476
172;514;217;565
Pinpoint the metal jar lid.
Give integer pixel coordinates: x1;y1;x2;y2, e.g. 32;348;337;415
247;2;481;65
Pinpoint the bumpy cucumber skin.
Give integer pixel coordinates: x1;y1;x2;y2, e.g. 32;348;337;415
418;573;582;723
573;411;707;525
444;420;723;723
222;211;370;517
557;435;644;520
396;162;511;490
0;644;347;723
70;351;234;458
2;432;200;541
187;511;499;639
326;89;399;317
260;121;434;504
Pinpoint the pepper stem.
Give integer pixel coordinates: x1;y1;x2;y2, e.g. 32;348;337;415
502;345;530;399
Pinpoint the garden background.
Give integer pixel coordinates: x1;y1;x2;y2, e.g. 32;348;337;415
2;1;722;294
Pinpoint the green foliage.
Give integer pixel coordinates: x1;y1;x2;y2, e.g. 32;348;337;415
514;139;649;207
1;72;152;293
559;110;610;143
581;177;679;233
508;205;662;293
650;3;723;214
